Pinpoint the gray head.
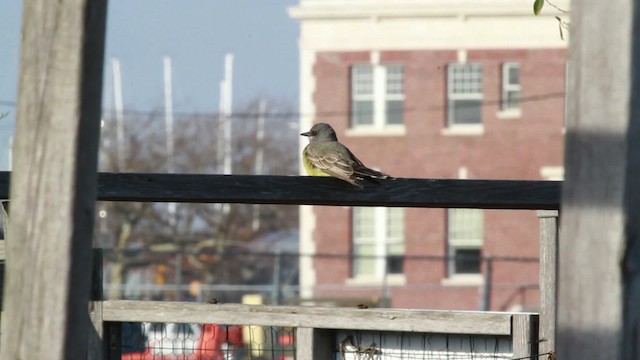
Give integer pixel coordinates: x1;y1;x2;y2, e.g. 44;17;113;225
300;123;338;142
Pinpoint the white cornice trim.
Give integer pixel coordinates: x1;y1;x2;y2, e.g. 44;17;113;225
289;1;569;20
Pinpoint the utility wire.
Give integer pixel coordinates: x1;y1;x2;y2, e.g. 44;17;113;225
0;92;565;119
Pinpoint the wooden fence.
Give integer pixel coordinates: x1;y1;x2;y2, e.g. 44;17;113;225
100;299;539;359
0;171;560;359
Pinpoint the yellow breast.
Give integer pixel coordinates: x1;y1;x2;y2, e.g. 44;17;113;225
303;150;330;176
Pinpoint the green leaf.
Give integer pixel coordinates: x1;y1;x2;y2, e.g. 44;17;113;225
533;0;544;15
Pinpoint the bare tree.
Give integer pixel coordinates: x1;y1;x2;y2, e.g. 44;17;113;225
96;98;299;300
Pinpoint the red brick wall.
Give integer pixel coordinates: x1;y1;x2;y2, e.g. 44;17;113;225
308;48;566;310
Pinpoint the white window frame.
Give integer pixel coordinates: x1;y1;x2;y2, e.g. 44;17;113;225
500;62;521;115
350;207;405;283
446;63;484;131
350;64;405;133
351;64;375;127
563;61;569;131
445;208;484;282
540;166;564;180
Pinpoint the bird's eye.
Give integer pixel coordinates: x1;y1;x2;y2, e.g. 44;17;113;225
311;131;317;136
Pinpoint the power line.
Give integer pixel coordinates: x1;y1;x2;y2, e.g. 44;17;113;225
0;91;565;119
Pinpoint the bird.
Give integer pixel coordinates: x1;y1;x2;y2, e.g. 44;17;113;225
300;123;393;188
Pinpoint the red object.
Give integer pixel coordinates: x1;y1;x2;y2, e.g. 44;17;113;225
278;334;294;346
197;324;243;360
121;324;244;360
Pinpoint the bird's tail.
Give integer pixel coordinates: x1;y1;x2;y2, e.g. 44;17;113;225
354;165;395;180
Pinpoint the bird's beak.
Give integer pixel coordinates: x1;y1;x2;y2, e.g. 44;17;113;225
300;131;310;137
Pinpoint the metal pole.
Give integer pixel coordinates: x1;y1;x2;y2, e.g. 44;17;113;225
163;56;175;174
252;99;266;232
163;56;176;228
111;58;125;172
217;79;226;175
223;53;233;177
378;254;391;307
216;54;233;217
175;250;182;301
481;256;493;311
271;250;282;305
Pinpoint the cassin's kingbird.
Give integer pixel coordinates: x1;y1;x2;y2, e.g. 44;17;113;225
301;123;393;188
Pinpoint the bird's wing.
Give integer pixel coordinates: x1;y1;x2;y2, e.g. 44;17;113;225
353;163;392;179
304;142;357;180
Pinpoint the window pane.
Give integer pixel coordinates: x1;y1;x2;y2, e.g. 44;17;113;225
504;90;520;110
448;63;483;126
352;65;373;96
386;100;403;125
387;242;404;255
353;207;405;277
353;207;375;239
387;208;404;238
385;64;403;95
351;100;374;126
387;208;404;275
454;249;482;274
450;99;482;125
449;63;483;95
353;244;376;276
508;64;519;85
387;255;404;274
448;208;484;245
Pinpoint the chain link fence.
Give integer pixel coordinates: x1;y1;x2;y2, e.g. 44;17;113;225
102;249;540;311
119;321;295;360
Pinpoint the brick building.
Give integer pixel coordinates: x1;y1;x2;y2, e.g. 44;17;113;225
289;0;568;311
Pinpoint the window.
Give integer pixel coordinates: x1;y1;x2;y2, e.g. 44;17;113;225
447;63;483;126
501;62;520;111
352;207;405;278
351;64;404;128
447;208;484;276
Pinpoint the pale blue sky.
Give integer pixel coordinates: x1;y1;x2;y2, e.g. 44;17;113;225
0;1;300;170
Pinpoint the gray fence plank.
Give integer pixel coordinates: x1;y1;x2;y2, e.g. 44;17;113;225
102;300;514;335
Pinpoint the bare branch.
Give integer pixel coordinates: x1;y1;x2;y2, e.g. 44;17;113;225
546;0;569;14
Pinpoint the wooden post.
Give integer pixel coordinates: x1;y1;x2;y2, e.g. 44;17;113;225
0;202;7;308
88;249;105;360
0;0;107;359
296;327;334;360
622;5;640;357
104;322;122;360
0;201;7;345
512;313;538;360
560;1;640;359
537;210;558;358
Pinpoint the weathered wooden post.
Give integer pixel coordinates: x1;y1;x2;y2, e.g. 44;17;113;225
0;202;7;339
89;249;105;360
0;0;107;359
537;210;558;358
559;0;640;358
296;328;334;360
512;313;539;359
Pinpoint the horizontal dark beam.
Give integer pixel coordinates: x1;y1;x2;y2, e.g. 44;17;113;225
0;171;561;210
